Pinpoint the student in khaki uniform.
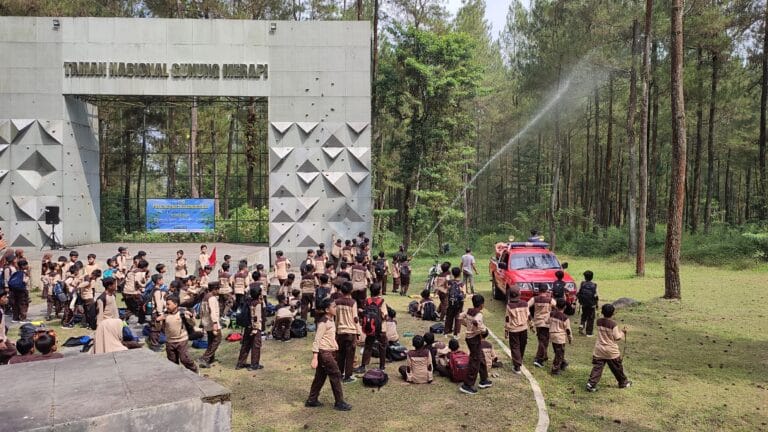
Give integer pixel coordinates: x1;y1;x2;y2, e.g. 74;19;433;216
305;297;352;411
398;335;433;384
43;261;62;321
123;260;149;325
390;257;401;294
529;286;556;368
341;240;354;264
434;262;451;320
84;254;101;284
236;285;264;371
314;250;328;278
299;264;318;321
273;250;291;286
175;250;188;281
459;294;492;394
0;291;17;364
96;277;120;325
218;263;234;318
505;287;530;374
273;294;294;341
354;283;388;373
549;299;572;375
61;266;80;328
233;262;249;308
333;282;359;383
198;282;221;368
586;304;631;392
331;238;343;269
148;274;167;352
444;267;466;337
157;296;198;373
198;245;209;276
480;340;503;370
350;256;372;309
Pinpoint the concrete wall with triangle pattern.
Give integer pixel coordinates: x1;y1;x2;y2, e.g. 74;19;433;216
0;17;370;258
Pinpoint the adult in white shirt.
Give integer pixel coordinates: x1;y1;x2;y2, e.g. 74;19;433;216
460;249;478;294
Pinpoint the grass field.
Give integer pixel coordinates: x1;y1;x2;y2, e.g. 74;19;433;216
11;255;768;431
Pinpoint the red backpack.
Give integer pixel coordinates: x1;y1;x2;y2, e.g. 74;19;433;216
448;351;470;383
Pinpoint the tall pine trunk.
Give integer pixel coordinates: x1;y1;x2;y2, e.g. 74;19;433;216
665;0;687;300
648;42;660;232
637;0;653;276
760;4;768;219
704;52;719;233
222;115;235;219
691;47;704;233
627;19;639;256
601;75;614;228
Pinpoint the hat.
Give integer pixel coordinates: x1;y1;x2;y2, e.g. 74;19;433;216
508;287;520;299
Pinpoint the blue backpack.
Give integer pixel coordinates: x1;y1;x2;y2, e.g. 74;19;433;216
122;326;136;342
53;282;68;302
141;281;156;303
7;271;26;292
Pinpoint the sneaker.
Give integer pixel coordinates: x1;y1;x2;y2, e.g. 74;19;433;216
304;400;323;408
10;320;19;323
586;382;597;392
533;360;544;368
513;366;522;375
561;361;569;371
478;380;493;389
248;364;264;371
198;361;211;369
342;376;357;384
235;364;246;370
578;329;585;336
586;334;594;338
353;366;366;374
620;380;632;389
459;384;477;395
551;370;561;376
62;324;75;329
334;401;352;411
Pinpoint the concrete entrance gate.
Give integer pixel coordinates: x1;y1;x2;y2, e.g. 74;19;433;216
0;17;372;263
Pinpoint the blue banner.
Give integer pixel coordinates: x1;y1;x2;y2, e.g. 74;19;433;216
146;199;215;233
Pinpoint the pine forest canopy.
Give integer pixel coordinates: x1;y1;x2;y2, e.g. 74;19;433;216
2;0;768;297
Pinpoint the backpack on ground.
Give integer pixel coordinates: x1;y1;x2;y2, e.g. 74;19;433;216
387;343;408;361
421;301;438;321
408;300;419;317
265;302;277;317
448;351;470;383
291;318;308;338
447;280;464;308
191;339;208;349
361;297;384;336
362;368;389;387
429;322;445;334
122;326;136;342
399;262;411;278
233;301;252;328
53;281;68;303
7;270;26;292
374;259;386;278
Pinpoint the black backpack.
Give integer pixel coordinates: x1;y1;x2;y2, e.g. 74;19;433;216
429;322;445;334
86;294;107;331
399;262;411;278
316;286;331;304
362;368;389;387
552;280;566;299
422;301;438;321
374;259;386;278
361;297;384;336
387;344;408;361
291;319;308;338
447;281;464;308
577;282;598;307
234;300;253;328
180;309;203;340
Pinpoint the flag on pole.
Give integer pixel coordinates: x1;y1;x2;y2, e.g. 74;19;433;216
208;247;217;267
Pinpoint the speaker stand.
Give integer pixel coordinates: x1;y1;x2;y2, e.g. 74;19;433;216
40;224;62;251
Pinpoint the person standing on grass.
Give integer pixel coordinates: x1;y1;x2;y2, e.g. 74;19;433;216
459;294;492;394
435;262;451;320
529;286;556;368
576;270;599;336
549;299;572;375
334;281;359;383
305;297;352;411
390;256;401;295
350;256;371;309
586;304;631;392
373;252;389;295
273;250;291;286
300;264;317;321
354;283;388;373
198;282;221;368
444;267;466;337
460;249;478;295
505;287;530;374
157;296;198;373
236;285;264;371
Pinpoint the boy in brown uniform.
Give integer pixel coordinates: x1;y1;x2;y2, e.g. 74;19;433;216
354;283;388;373
198;282;221;368
123;260;149;325
148;274;167;352
434;262;451;320
273;295;294;341
96;277;120;326
333;282;359;383
233;262;249;308
305;298;352;411
218;263;234;318
236;285;264;371
586;304;631;392
273;250;291;286
444;267;466;337
350;256;371;309
398;335;433;384
174;250;188;281
505;287;530;374
299;264;317;321
549;299;572;375
459;294;492;394
157;296;198;373
529;286;556;368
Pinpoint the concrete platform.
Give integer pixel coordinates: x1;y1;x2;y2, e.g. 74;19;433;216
0;349;231;432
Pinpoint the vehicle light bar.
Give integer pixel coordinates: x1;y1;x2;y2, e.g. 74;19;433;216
507;241;550;249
